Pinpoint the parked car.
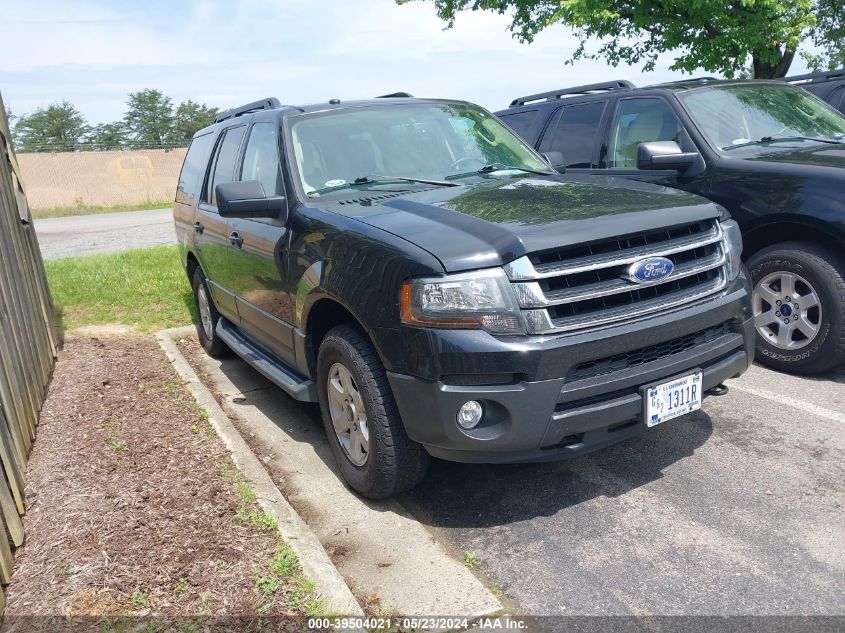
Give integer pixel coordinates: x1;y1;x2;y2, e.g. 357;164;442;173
497;79;845;374
174;95;753;498
785;69;845;114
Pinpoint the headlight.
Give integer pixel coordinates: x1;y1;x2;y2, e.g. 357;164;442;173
400;268;525;334
721;219;743;280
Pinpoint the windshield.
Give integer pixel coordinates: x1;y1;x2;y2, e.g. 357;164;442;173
288;102;550;196
678;83;845;153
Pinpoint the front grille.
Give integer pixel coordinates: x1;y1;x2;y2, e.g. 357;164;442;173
568;322;733;382
505;219;727;334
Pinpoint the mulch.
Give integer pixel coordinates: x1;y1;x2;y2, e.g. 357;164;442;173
1;335;308;625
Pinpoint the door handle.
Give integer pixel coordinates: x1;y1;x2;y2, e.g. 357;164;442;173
193;221;204;234
229;231;244;248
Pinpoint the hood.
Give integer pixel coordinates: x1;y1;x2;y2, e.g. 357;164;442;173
326;174;723;272
740;143;845;172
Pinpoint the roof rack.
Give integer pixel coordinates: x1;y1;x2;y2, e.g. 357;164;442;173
509;80;634;107
214;97;281;123
376;92;414;98
784;69;845;84
664;76;718;84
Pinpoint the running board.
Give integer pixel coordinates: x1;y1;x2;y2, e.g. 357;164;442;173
216;318;318;402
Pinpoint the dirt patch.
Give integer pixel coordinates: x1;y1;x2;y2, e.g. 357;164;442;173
3;335;318;622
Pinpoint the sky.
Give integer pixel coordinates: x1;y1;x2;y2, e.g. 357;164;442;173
0;0;818;124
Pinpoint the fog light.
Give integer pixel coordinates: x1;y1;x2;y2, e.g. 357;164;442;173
457;400;483;429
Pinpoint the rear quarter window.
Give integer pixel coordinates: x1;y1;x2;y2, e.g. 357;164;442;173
176;132;214;205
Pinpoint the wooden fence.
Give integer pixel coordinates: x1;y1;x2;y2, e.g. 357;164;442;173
0;91;59;610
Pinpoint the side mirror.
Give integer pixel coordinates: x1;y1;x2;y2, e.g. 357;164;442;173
637;141;699;172
215;180;287;221
541;151;565;173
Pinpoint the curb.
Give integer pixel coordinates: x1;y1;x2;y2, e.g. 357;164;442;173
156;326;363;617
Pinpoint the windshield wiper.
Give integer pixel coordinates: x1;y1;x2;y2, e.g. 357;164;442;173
445;163;555;180
723;136;845;151
307;175;457;196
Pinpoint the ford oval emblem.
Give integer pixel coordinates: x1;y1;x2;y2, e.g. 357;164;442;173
627;257;674;283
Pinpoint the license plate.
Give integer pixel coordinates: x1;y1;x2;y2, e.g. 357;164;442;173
644;372;703;427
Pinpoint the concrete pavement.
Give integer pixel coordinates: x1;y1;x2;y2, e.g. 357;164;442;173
402;364;844;618
181;334;503;620
33;208;175;260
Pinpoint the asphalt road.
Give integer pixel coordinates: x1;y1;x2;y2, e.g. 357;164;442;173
400;362;845;620
33;208;175;260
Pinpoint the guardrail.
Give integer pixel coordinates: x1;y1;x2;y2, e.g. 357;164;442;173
0;91;58;611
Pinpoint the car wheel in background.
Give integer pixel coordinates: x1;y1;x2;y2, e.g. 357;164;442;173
191;267;230;358
748;242;845;374
317;323;429;499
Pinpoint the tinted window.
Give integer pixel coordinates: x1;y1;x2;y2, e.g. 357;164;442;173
610;98;685;168
176;132;214;205
539;102;606;168
240;122;282;195
498;110;539;141
831;86;845;114
206;125;246;205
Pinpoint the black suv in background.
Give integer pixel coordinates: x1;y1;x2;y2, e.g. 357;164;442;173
497;79;845;374
174;95;753;498
786;69;845;114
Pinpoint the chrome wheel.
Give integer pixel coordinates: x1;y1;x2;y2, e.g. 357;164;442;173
197;283;214;341
753;271;822;350
326;362;370;466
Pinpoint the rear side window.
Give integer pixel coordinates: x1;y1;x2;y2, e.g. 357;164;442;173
498;110;539;142
176;132;214;205
205;125;247;206
240;122;282;195
539;101;606;168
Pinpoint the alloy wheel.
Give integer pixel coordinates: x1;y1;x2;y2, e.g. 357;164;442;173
753;271;822;350
197;283;214;341
326;362;370;466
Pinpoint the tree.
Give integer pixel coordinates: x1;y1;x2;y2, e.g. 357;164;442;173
398;0;843;78
170;100;218;145
804;0;845;71
124;89;175;148
13;100;89;153
88;122;127;151
3;104;14;128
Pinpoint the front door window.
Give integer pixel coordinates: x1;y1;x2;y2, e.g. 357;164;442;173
609;98;686;168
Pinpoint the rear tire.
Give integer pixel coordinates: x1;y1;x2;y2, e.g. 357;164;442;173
317;324;429;499
191;267;230;358
747;242;845;374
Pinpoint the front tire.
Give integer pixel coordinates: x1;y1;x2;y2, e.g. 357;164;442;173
747;242;845;374
191;267;230;358
317;324;429;499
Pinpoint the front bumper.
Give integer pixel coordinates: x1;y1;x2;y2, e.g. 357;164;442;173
385;276;754;463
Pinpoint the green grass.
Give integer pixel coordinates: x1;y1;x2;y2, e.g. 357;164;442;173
45;245;194;332
31;199;173;219
109;438;128;454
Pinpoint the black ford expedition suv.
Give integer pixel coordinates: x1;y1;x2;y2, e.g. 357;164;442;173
174;95;753;498
497;79;845;374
